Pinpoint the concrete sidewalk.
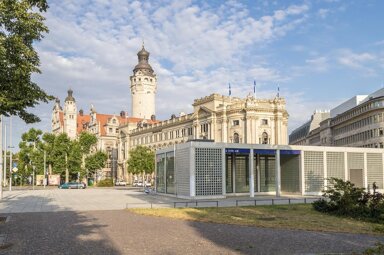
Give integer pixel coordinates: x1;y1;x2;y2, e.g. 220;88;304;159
0;188;178;213
0;188;319;213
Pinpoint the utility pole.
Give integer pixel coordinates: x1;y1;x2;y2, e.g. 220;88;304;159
9;117;13;191
3;124;6;187
0;115;3;199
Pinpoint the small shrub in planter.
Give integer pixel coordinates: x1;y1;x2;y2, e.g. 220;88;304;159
96;179;113;187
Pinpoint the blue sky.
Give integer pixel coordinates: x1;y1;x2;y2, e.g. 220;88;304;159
3;0;384;151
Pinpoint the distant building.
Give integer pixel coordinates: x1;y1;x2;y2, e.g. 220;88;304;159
289;88;384;148
52;45;290;181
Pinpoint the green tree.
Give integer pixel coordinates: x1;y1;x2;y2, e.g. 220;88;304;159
18;128;43;183
52;133;71;182
41;132;55;174
85;151;107;182
78;132;98;180
78;132;98;155
127;146;155;176
68;140;83;180
0;0;52;123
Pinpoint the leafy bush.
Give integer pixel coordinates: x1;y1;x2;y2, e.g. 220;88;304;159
96;178;113;187
313;178;384;221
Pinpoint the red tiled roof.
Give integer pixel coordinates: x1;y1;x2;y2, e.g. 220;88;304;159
75;113;158;136
77;114;91;134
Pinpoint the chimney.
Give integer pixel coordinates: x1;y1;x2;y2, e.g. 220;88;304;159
151;114;156;121
120;111;126;118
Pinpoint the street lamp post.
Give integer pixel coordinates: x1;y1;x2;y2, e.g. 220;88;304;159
9;116;13;191
43;150;46;188
3;124;6;187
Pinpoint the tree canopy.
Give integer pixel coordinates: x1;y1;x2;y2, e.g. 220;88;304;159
0;0;52;123
17;129;101;182
127;146;155;175
85;151;107;177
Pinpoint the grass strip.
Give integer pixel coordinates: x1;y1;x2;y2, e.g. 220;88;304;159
130;204;384;235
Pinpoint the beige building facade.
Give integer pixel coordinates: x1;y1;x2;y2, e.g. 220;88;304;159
290;88;384;148
52;46;289;181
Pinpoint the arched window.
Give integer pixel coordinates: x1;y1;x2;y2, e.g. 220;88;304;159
262;132;268;144
234;133;240;143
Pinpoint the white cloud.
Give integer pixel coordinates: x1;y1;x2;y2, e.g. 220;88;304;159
337;49;377;75
305;57;329;72
10;0;317;148
318;9;329;19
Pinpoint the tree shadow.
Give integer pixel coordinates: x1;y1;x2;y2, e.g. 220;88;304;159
183;209;384;254
0;194;121;255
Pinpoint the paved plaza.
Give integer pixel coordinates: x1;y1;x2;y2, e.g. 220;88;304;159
0;188;383;254
0;188;320;213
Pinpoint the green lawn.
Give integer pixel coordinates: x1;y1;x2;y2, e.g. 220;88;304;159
130;204;384;235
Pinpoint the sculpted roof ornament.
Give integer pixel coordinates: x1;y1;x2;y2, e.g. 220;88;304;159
133;44;155;76
65;89;75;102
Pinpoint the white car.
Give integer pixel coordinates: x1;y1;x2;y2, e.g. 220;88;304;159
133;180;143;187
115;180;127;186
144;181;152;187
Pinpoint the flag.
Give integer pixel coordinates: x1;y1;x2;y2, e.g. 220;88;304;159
253;80;256;94
228;83;231;96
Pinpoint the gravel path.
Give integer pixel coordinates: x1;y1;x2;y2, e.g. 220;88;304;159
1;210;383;255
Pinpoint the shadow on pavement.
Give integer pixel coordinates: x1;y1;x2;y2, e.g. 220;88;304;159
183;210;384;255
0;195;121;255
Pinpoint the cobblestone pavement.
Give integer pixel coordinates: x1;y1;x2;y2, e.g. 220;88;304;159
0;210;383;255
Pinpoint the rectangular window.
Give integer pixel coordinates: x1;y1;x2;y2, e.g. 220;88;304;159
233;120;239;126
262;119;268;125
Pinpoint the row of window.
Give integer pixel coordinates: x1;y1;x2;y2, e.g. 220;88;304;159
334;113;384;136
132;127;194;146
334;128;384;146
361;143;384;148
133;77;153;82
332;100;384;125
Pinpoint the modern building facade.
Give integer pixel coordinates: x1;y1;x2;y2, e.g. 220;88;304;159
156;141;384;199
52;45;289;181
289;88;384;148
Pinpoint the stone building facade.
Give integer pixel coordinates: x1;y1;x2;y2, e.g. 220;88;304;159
289;88;384;148
52;45;289;181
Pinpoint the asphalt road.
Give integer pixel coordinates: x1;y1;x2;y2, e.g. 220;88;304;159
1;210;383;255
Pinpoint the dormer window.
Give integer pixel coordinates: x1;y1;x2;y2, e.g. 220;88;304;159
113;119;116;124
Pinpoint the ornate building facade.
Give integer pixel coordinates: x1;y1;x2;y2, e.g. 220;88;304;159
52;45;289;181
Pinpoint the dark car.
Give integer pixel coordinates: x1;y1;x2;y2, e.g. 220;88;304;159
59;182;86;189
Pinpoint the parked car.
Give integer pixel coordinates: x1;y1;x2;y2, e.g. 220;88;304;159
59;182;86;189
133;180;143;187
115;180;127;186
144;181;152;187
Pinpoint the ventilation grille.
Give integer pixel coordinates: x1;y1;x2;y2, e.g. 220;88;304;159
367;153;383;190
175;148;190;196
327;152;345;180
304;151;324;192
195;148;222;196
